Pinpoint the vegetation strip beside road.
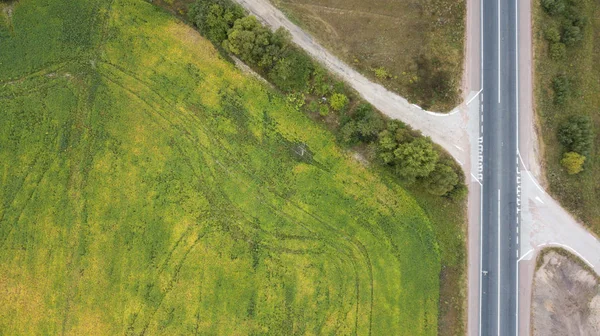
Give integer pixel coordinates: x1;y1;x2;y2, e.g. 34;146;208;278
533;0;600;232
0;0;464;334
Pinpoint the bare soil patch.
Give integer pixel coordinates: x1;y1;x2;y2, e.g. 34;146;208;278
532;249;600;336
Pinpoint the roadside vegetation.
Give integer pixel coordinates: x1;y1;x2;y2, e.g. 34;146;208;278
534;0;600;232
0;0;464;334
269;0;465;112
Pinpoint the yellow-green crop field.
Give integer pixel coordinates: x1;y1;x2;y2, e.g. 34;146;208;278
1;0;444;334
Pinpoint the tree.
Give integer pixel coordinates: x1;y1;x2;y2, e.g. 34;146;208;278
188;0;245;43
339;103;385;145
329;93;348;111
392;137;439;182
424;162;459;196
268;50;312;92
223;16;272;65
561;151;585;174
558;115;593;155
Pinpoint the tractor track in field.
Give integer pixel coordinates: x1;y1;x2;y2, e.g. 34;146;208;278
99;64;375;333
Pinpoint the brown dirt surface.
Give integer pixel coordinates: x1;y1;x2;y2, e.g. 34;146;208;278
532;250;600;336
270;0;465;112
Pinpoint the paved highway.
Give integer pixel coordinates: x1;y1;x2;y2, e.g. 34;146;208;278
479;0;520;334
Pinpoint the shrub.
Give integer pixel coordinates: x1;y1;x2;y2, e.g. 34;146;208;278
549;42;566;60
544;26;561;43
338;103;384;145
561;152;585;174
390;137;439;182
424;162;459;196
268;50;313;92
319;104;329;117
552;74;570;105
541;0;565;15
188;0;245;43
562;24;582;46
558;115;593;155
374;67;390;79
329;93;349;111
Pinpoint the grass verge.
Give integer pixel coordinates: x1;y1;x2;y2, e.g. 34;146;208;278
533;0;600;232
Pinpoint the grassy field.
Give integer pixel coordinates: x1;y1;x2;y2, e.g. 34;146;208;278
0;0;461;334
533;0;600;233
269;0;465;112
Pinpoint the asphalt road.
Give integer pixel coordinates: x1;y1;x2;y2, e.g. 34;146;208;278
480;0;520;334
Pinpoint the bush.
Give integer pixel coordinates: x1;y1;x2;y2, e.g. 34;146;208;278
561;152;585;174
549;42;566;60
552;74;570;105
338;103;384;145
562;24;582;46
319;104;329;117
541;0;565;15
329;93;349;111
390;137;439;182
268;50;313;92
558;115;593;155
188;0;245;43
424;162;459;196
544;26;561;43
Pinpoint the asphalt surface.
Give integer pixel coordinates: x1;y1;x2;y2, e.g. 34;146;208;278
480;0;520;334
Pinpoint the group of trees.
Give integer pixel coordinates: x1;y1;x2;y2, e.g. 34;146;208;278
558;116;593;174
378;121;461;196
542;0;587;61
188;0;465;198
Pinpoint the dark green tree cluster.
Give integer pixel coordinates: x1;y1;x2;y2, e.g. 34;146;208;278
188;0;245;43
558;115;593;156
377;121;461;195
541;0;587;57
338;103;385;145
558;116;593;174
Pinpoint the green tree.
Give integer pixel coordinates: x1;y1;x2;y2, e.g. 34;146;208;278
558;115;593;155
268;50;313;92
188;0;245;43
392;137;439;181
424;162;459;196
329;93;348;111
561;151;585;174
223;16;272;65
339;103;384;145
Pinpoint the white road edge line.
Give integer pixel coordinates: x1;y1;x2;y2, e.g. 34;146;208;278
479;0;484;333
515;0;520;333
497;0;501;104
497;188;501;336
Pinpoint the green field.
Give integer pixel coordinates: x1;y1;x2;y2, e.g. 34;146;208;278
0;0;449;334
533;0;600;232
